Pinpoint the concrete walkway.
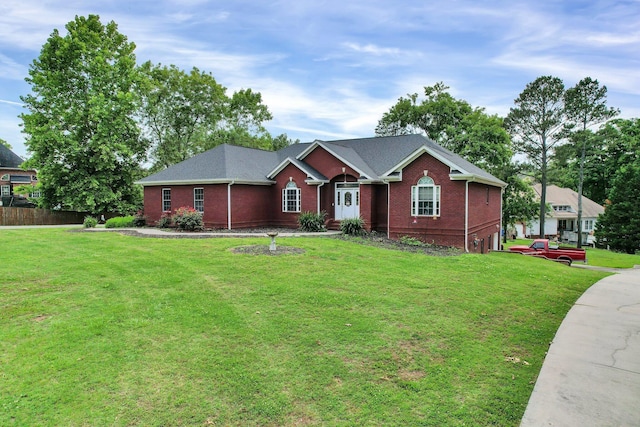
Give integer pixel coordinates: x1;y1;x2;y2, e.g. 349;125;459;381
520;266;640;426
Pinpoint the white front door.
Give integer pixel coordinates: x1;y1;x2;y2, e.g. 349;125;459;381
335;183;360;220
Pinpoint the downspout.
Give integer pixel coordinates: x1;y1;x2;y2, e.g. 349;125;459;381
464;180;469;252
383;180;390;239
500;186;504;250
227;180;235;230
317;182;325;214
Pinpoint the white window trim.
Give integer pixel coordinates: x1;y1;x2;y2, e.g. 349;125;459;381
1;185;10;196
194;188;204;212
411;177;441;217
282;181;301;213
162;188;171;212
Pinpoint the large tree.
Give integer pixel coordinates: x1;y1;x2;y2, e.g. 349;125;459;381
20;15;147;214
505;76;566;237
564;77;618;246
139;63;275;172
595;161;640;254
376;82;512;176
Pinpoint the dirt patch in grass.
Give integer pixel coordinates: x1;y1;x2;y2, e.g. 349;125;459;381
335;231;461;256
230;245;306;256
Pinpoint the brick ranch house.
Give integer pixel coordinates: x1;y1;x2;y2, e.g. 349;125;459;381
136;134;506;252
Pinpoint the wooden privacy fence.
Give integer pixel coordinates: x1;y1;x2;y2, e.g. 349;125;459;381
0;207;87;226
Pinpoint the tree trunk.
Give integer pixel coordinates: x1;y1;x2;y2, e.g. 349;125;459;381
539;143;547;238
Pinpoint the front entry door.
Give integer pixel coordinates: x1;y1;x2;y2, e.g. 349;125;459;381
335;183;360;220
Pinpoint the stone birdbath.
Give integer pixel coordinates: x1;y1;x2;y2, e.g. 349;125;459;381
267;231;279;252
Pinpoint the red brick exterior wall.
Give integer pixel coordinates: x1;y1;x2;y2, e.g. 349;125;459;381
271;163;318;228
467;183;502;253
387;152;467;247
230;185;272;228
0;168;38;196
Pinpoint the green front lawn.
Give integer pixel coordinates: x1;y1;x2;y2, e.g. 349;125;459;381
1;229;609;426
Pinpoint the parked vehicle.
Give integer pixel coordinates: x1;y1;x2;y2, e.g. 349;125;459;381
508;239;587;265
0;195;36;208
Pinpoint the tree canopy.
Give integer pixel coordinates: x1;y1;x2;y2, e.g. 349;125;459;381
139;63;278;172
595;160;640;254
0;138;11;149
505;76;566;237
376;82;513;177
563;77;618;246
21;15;147;214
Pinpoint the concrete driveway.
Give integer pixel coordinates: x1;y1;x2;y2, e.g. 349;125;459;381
520;266;640;426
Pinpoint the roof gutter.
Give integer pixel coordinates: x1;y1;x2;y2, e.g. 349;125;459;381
449;173;507;188
227;180;235;230
134;178;275;187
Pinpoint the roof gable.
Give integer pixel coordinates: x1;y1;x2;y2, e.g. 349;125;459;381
533;184;604;218
267;157;328;182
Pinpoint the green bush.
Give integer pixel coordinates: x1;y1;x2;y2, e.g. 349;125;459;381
83;216;98;228
172;206;204;231
156;212;172;229
399;235;425;246
133;211;146;227
298;211;327;232
105;215;135;228
340;217;366;236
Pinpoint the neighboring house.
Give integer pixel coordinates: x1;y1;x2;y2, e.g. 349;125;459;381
136;134;506;252
0;145;38;206
518;184;604;244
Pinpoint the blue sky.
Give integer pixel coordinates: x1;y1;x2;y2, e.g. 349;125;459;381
1;0;638;157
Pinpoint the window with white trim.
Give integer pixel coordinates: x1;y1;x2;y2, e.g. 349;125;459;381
411;176;440;216
584;219;594;231
282;181;301;212
162;188;171;212
194;188;204;212
1;185;10;196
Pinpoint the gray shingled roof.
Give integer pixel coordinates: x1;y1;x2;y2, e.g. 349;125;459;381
0;145;24;168
533;184;604;218
137;144;278;185
137;134;506;187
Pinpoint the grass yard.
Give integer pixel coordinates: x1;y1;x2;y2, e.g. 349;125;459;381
0;229;611;426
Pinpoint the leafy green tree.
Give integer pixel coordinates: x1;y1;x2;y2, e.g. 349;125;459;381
595;161;640;254
500;162;539;243
20;15;147;214
597;118;640;201
269;133;299;151
376;82;512;176
505;76;566;237
140;63;275;171
564;77;618;246
0;138;11;149
139;63;227;171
